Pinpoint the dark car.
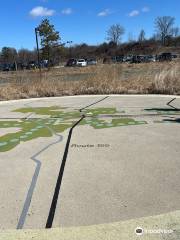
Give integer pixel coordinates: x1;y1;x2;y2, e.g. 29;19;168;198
112;55;124;63
158;53;172;62
172;54;178;59
0;64;3;71
131;55;145;63
66;58;77;67
2;64;11;71
27;61;38;69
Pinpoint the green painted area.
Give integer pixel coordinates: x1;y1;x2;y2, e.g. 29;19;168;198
0;120;53;151
80;118;146;129
13;106;66;116
83;107;123;116
0;106;146;152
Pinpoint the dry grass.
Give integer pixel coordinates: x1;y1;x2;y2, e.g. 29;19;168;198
0;61;180;100
148;65;180;94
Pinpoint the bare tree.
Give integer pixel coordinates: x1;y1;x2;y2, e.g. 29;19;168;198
138;29;146;42
155;16;175;45
107;24;125;45
128;32;135;43
172;27;180;37
18;49;36;63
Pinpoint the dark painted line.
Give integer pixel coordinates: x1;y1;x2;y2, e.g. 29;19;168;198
167;98;179;110
167;98;176;106
79;96;109;112
45;115;85;229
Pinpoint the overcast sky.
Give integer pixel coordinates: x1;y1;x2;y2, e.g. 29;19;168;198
0;0;180;50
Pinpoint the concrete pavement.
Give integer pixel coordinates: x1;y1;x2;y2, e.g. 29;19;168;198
0;95;180;239
1;210;180;240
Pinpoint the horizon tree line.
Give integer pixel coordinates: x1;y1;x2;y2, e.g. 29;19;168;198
0;16;180;65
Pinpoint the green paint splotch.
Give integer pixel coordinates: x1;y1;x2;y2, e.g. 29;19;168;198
0;106;146;152
80;118;146;129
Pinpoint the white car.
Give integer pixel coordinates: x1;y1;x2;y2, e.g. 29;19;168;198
76;59;87;67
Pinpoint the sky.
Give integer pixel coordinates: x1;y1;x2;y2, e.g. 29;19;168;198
0;0;180;50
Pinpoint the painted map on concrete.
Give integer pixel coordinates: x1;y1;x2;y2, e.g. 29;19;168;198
0;106;146;152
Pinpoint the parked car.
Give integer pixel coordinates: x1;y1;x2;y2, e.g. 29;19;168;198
172;54;178;59
66;58;77;67
27;61;37;69
87;58;97;65
130;55;145;63
0;64;3;71
123;55;133;63
76;59;87;67
146;55;156;62
158;53;172;62
2;63;12;71
111;55;124;63
40;60;48;68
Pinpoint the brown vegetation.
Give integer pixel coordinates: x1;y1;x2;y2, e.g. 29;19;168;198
0;61;180;101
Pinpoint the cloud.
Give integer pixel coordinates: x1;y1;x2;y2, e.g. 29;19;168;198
61;8;73;15
128;10;140;17
142;6;150;12
29;6;55;17
97;9;111;17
